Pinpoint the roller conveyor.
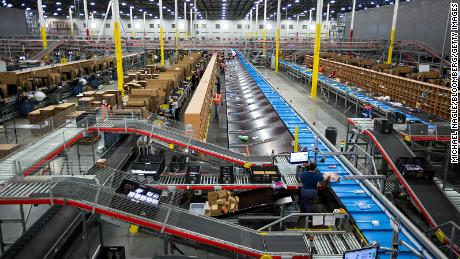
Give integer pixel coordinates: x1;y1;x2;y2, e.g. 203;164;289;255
0;123;84;183
238;54;444;258
0;176;311;258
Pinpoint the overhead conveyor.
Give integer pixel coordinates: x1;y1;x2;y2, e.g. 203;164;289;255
237;53;445;259
87;113;273;167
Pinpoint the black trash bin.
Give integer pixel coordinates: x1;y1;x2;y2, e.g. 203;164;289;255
325;126;338;146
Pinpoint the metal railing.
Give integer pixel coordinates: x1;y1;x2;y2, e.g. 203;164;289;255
424;221;460;259
257;212;348;232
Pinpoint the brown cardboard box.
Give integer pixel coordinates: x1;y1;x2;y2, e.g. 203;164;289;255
39;106;56;119
28;109;43;124
0;144;20;159
216;199;225;205
83;91;97;97
102;94;117;106
78;97;95;108
0;84;7;98
217;190;228;199
208;192;218;202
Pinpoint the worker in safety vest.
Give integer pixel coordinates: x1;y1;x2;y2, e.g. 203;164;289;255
100;100;113;120
213;93;222;117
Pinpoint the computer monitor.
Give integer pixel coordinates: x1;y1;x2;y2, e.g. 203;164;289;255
289;152;309;164
343;246;378;259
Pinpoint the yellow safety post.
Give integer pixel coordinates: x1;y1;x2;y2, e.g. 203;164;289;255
113;0;125;97
259;255;272;259
387;0;399;64
40;27;47;50
294;126;299;152
159;0;165;67
274;0;281;73
263;30;267;55
311;0;323;98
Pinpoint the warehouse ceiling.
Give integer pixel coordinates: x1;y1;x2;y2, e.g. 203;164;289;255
6;0;409;20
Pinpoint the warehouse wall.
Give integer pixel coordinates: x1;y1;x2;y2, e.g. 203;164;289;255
0;8;28;35
44;17;334;40
344;0;451;54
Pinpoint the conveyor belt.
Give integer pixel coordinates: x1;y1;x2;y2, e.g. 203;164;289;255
0;123;84;183
1;206;82;259
239;54;443;258
364;130;460;228
88;119;272;166
0;177;309;258
225;61;293;155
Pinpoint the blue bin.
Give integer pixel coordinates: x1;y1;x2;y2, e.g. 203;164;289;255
18;100;35;116
90;78;100;89
72;83;83;96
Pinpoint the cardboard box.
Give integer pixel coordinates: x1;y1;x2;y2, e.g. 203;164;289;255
217;190;228;199
208;192;218;203
102;94;117;106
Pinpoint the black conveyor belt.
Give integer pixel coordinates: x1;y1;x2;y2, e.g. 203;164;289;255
369;130;460;226
6;206;81;259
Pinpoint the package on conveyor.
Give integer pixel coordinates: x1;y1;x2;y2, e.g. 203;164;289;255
96;158;108;167
205;190;239;217
0;144;20;159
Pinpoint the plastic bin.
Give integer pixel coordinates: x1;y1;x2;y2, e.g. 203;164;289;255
72;83;83;96
189;203;205;215
325;126;338;146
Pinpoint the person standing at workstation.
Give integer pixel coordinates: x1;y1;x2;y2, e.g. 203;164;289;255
299;163;329;213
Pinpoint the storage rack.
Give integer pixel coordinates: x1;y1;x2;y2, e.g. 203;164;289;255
184;54;218;140
303;55;450;120
279;60;442;127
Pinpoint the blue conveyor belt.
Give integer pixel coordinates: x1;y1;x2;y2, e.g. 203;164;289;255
279;60;434;127
238;55;435;259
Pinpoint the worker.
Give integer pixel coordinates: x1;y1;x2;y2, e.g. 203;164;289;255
213;92;222;116
100;100;113;120
308;62;313;69
330;71;337;78
216;76;221;94
171;101;179;120
299;163;329;213
318;65;324;73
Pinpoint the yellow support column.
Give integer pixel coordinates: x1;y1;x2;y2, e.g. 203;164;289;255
40;27;48;50
274;0;281;73
113;0;125;97
159;0;165;67
294;126;299;152
311;0;323;98
386;0;399;64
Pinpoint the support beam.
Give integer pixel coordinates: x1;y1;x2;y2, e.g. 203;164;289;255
387;0;399;64
129;6;134;39
159;0;165;66
37;0;47;51
275;0;281;73
255;3;259;40
97;1;112;42
250;8;253;40
296;15;300;40
175;0;179;50
311;0;323;98
190;7;193;38
143;12;147;39
350;0;356;42
184;2;187;38
326;3;330;39
112;0;124;96
83;0;90;39
308;9;312;39
263;0;267;55
69;8;74;37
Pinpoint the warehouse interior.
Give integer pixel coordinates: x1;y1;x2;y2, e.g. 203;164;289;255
0;0;457;258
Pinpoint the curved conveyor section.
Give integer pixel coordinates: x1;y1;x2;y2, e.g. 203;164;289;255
238;54;444;259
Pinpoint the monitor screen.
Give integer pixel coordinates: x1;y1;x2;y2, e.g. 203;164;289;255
289;152;309;164
343;246;378;259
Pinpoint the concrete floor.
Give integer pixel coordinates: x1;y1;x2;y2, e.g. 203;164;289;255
260;68;349;146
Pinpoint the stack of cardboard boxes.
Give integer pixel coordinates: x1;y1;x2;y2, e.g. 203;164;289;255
78;90;120;109
205;190;239;217
27;103;76;135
